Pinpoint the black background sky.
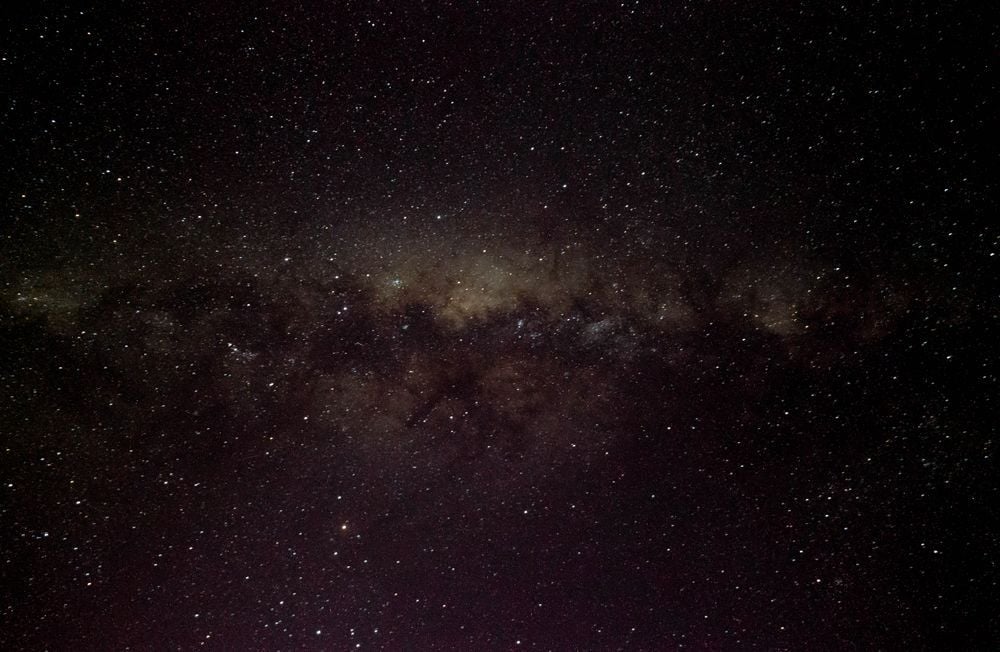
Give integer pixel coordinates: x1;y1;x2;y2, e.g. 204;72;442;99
1;1;997;649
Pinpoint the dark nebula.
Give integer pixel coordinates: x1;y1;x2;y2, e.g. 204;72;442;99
1;2;996;649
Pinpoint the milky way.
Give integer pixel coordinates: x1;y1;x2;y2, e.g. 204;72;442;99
1;3;996;649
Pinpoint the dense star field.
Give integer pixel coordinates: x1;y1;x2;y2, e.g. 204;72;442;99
1;2;996;649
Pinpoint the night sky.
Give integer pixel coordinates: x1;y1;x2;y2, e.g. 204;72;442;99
1;2;997;649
